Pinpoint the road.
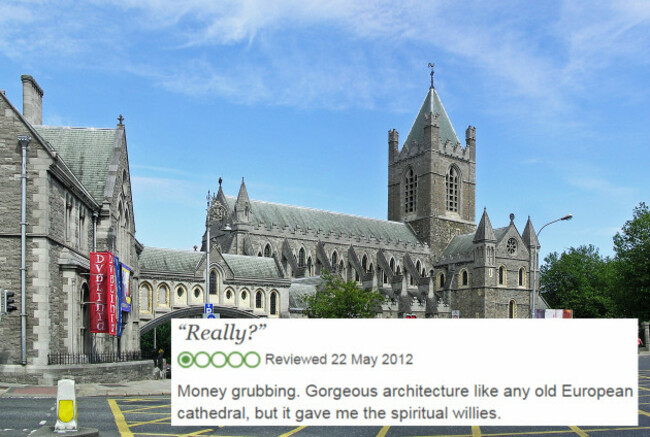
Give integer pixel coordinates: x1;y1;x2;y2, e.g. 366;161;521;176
1;355;648;437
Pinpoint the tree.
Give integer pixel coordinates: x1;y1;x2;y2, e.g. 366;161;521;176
141;321;171;361
304;270;384;318
540;245;616;318
613;202;650;321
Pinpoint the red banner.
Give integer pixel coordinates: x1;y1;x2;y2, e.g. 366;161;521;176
90;252;109;333
90;251;118;335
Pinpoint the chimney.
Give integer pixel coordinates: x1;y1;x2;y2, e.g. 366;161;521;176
21;75;43;125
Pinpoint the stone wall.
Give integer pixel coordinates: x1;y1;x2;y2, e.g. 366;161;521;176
0;360;153;385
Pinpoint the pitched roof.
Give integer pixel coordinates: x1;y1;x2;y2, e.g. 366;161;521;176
139;247;203;275
403;86;460;149
224;196;423;245
35;126;118;202
441;233;475;259
221;254;282;279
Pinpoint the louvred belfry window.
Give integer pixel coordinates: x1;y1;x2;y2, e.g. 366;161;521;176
446;166;459;212
405;168;417;213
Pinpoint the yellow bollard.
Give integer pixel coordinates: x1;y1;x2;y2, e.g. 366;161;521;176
54;379;78;431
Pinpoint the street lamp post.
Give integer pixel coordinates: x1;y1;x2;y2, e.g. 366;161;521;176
531;214;573;318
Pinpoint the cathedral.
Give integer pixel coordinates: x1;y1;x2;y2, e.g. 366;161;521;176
0;73;546;383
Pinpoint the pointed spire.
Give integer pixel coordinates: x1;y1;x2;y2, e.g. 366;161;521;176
236;177;249;204
234;177;251;226
473;208;496;242
403;80;460;151
522;216;540;248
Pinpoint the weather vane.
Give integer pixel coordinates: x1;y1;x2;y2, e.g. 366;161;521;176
428;62;435;88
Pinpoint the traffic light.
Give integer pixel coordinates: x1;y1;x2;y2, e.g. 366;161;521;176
4;290;17;313
404;313;417;319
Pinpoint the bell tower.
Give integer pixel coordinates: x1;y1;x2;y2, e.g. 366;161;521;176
387;68;476;257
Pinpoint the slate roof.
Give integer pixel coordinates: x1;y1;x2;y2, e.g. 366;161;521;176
288;276;322;309
403;86;460;149
35;126;117;202
440;233;475;259
224;196;422;245
139;247;203;275
221;254;282;279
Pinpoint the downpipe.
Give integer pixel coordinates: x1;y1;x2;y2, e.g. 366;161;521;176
18;135;31;366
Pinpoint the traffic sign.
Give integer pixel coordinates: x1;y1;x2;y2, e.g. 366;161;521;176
204;303;213;314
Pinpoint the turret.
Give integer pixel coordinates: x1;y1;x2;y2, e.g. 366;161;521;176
388;129;399;162
473;208;496;287
465;125;476;161
233;177;251;230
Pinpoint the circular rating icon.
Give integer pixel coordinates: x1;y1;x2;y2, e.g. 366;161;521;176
177;351;261;369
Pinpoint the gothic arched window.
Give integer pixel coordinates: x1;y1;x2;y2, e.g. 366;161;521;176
298;248;305;267
405;168;417;213
264;244;271;258
509;300;517;318
462;270;469;286
331;251;337;268
446;166;459;212
499;266;506;285
519;267;525;287
362;255;368;272
209;270;217;295
270;292;278;315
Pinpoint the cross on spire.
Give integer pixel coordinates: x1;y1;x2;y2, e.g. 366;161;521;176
428;62;435;88
117;114;124;125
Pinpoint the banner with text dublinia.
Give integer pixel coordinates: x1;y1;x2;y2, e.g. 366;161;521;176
89;251;110;334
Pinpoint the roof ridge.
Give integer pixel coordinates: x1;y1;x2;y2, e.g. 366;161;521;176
37;125;116;131
142;246;202;254
224;195;407;226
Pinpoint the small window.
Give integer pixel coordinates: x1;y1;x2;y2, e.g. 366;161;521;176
209;270;217;295
389;258;395;273
509;300;517;318
226;289;232;300
462;270;468;286
255;291;263;309
298;248;305;267
241;290;247;300
362;255;368;272
438;273;445;289
264;244;271;258
518;268;525;287
331;251;337;267
499;266;506;285
193;288;201;299
270;292;278;315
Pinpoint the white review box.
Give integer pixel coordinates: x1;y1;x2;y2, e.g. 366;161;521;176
171;318;638;426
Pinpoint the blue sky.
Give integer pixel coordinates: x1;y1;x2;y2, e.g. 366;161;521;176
1;0;648;262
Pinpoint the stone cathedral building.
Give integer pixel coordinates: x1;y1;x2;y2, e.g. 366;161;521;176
0;73;546;383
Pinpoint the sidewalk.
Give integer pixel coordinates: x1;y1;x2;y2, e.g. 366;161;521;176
0;379;171;398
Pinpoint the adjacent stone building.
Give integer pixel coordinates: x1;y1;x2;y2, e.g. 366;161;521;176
0;76;145;383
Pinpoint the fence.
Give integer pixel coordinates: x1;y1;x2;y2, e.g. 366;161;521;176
47;351;142;365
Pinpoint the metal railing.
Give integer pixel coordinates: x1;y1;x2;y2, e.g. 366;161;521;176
47;351;142;365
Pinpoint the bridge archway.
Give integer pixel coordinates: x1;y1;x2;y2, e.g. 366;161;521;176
140;306;259;335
